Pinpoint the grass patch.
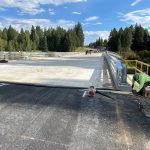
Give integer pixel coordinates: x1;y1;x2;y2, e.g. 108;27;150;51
74;47;86;52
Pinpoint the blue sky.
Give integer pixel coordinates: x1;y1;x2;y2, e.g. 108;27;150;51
0;0;150;44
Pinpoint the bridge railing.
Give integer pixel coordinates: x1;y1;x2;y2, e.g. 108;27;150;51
104;51;130;91
125;60;150;75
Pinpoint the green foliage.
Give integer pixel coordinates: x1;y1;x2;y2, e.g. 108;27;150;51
0;22;84;52
89;38;107;48
99;24;150;63
138;50;150;63
107;24;150;52
2;28;8;40
133;25;145;51
108;28;118;51
74;22;84;47
7;25;18;41
123;28;132;49
0;38;7;51
120;49;139;60
75;47;86;52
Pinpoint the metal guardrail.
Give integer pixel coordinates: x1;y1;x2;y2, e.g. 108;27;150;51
104;51;130;91
125;60;150;75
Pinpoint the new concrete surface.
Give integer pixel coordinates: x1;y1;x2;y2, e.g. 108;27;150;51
0;84;150;150
0;53;112;89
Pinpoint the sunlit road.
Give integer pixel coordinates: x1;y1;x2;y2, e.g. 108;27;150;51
0;53;112;89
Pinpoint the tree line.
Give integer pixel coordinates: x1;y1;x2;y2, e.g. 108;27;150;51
0;22;84;52
89;37;107;48
89;24;150;52
108;24;150;52
89;24;150;62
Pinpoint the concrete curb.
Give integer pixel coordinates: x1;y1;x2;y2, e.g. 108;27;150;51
0;81;115;91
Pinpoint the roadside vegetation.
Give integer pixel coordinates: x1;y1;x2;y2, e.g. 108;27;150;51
89;24;150;63
0;22;84;52
89;37;107;48
74;47;86;52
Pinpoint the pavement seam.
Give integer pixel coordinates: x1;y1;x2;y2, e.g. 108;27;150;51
116;102;133;150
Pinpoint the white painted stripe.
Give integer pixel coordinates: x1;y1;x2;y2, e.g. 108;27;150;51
100;69;103;82
82;91;87;98
0;83;9;87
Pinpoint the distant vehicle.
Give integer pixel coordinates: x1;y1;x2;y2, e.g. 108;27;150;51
85;49;100;55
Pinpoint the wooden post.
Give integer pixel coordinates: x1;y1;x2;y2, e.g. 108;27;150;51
140;63;143;73
147;66;149;75
135;61;137;74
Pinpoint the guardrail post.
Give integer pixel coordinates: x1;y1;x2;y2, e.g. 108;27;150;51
135;61;137;73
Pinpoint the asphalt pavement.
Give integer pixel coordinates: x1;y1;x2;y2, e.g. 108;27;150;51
0;84;149;150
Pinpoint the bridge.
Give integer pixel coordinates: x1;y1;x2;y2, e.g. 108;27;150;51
0;52;112;89
0;51;150;150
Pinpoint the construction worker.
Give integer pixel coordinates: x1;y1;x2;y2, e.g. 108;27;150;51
132;73;150;96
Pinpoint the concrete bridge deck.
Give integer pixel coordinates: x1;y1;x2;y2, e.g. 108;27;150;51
0;53;112;89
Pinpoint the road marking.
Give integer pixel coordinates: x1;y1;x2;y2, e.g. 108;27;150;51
0;83;9;87
100;69;103;82
82;91;87;98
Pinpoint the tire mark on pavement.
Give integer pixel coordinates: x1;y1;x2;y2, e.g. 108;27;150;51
116;102;133;150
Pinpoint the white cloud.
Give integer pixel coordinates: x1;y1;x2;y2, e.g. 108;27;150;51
82;22;102;26
49;8;55;15
95;22;102;25
0;0;87;15
72;11;81;15
56;20;75;29
85;16;99;22
0;18;75;30
121;8;150;28
84;31;110;44
131;0;142;6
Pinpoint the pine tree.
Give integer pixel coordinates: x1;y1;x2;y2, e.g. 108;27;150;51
117;38;122;52
132;25;144;51
143;29;149;50
123;28;132;50
39;36;48;51
74;22;84;47
0;30;2;38
25;30;32;51
30;26;39;50
0;23;85;52
7;41;14;51
108;28;118;51
2;28;8;41
0;38;7;51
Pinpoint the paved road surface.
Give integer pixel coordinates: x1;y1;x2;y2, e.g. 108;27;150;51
0;53;112;89
0;84;149;150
